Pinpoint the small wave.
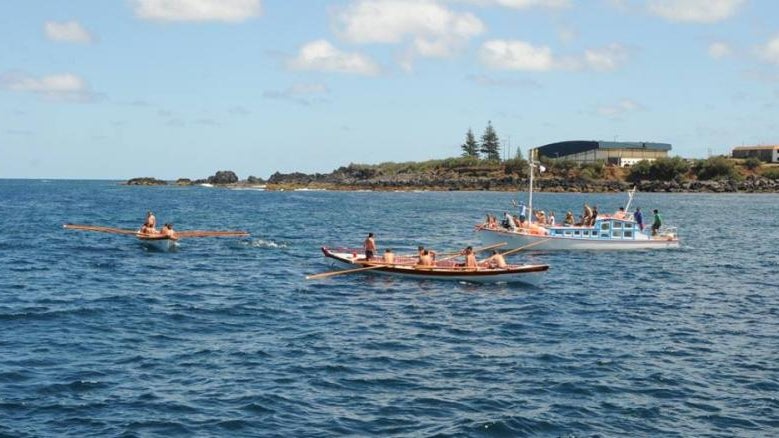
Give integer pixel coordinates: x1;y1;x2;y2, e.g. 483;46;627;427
250;239;288;249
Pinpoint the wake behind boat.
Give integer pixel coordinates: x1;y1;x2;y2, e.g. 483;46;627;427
318;247;549;285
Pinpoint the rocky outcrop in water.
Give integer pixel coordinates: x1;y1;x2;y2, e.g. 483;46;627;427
126;177;167;186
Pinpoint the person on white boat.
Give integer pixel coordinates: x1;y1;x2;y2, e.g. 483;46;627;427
160;223;178;240
383;248;395;264
651;209;662;236
504;212;517;231
614;207;628;220
582;204;592;225
483;250;507;268
518;202;527;222
564;211;574;226
535;210;546;225
138;223;154;235
590;205;599;226
634;207;644;230
364;233;377;260
547;211;556;226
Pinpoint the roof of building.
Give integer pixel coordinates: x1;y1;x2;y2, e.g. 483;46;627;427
537;140;672;157
733;145;779;151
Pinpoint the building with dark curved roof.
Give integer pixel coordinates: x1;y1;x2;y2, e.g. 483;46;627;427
537;140;672;166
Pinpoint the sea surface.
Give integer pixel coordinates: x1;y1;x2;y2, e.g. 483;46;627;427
1;179;778;437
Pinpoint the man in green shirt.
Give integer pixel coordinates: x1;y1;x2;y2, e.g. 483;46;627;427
651;209;662;236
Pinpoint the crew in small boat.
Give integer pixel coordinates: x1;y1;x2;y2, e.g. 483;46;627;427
364;232;376;260
383;248;395;264
138;223;154;235
547;211;556;226
160;223;178;240
483;250;507;268
145;211;157;232
417;250;434;267
590;205;599;226
464;246;478;269
614;206;628;220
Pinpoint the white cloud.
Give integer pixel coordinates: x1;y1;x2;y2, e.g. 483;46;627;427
480;40;555;71
480;40;628;72
334;0;484;68
584;43;628;71
756;36;779;65
0;71;99;102
44;21;94;43
597;99;642;117
647;0;744;23
287;40;381;76
131;0;261;22
708;41;732;59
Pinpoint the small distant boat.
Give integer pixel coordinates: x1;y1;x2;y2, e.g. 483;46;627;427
63;224;249;252
199;183;214;188
320;247;549;285
136;234;179;252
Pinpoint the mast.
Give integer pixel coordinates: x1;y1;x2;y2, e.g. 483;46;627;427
527;148;534;225
624;186;636;213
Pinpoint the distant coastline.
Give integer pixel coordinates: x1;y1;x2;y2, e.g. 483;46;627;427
125;157;779;193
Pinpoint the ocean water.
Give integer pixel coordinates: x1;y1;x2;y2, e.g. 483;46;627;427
1;179;778;437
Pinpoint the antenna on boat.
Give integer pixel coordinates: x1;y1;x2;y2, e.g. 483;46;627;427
528;148;535;225
624;186;637;213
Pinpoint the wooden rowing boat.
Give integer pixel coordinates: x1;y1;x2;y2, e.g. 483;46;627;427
320;247;549;285
136;234;179;252
63;223;249;252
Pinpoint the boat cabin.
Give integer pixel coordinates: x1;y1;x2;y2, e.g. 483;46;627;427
546;217;643;240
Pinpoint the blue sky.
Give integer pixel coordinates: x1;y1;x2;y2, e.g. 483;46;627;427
2;0;778;180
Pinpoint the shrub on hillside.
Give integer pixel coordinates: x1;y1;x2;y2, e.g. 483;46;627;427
743;157;762;171
692;156;741;181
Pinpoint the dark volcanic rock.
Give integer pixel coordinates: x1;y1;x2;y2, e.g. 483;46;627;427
126;177;167;186
175;178;193;186
208;170;239;185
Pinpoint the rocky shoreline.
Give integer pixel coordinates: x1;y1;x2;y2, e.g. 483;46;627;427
126;170;779;193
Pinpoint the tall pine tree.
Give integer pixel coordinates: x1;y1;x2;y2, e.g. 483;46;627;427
460;128;479;158
480;121;501;161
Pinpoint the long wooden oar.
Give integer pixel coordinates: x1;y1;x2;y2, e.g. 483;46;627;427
495;238;551;257
437;242;507;262
63;224;138;235
175;230;249;238
476;239;551;265
305;263;388;280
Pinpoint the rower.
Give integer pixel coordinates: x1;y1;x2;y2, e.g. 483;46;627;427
417;250;434;267
145;211;157;233
383;248;395;264
160;223;178;240
464;246;478;269
483;250;507;268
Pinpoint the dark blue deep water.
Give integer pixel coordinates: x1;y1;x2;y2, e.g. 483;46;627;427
1;179;778;437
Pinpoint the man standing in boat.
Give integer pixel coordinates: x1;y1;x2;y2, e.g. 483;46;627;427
634;207;644;230
364;232;376;261
651;209;662;236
